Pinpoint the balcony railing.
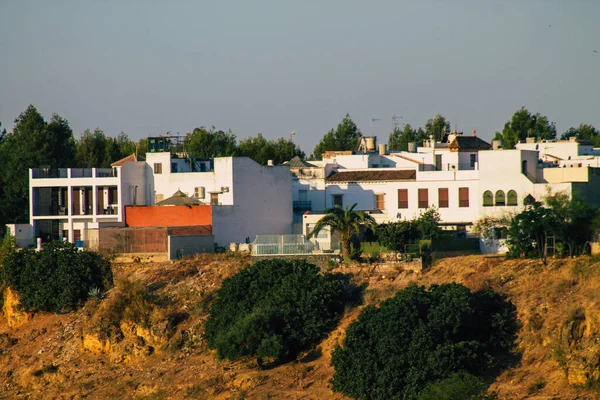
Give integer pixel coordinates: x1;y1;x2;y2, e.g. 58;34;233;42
293;201;312;212
32;168;118;179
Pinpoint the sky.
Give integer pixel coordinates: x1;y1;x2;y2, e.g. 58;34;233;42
1;0;599;154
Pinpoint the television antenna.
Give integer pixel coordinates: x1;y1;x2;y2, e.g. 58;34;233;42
392;114;403;130
370;118;380;135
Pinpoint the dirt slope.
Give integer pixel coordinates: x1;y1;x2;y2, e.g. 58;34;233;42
1;254;600;399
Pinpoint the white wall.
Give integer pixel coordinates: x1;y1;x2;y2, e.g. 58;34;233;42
168;235;215;259
326;179;480;223
208;158;292;246
5;224;34;247
146;153;235;205
121;161;148;206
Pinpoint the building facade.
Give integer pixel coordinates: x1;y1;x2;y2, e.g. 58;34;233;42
20;137;292;248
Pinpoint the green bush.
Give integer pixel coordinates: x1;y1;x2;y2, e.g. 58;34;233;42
376;220;418;252
204;259;363;364
1;241;113;312
331;283;517;400
417;372;497;400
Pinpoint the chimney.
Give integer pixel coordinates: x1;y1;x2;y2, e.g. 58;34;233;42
267;160;274;166
379;143;387;156
472;129;476;136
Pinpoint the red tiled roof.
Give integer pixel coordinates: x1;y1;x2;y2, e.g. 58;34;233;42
111;153;146;167
326;169;416;183
448;136;492;151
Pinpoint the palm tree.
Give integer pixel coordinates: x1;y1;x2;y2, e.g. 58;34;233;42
308;203;376;258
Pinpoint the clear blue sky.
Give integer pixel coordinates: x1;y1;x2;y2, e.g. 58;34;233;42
1;1;599;154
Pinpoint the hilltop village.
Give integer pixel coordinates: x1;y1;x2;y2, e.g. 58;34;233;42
7;129;600;259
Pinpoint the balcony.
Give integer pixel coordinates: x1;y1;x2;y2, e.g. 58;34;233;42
32;168;118;179
293;201;312;212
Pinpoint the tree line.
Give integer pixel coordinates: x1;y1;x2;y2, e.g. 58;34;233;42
0;104;304;229
311;108;598;160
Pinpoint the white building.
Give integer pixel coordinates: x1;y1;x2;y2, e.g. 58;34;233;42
293;133;600;246
15;137;292;248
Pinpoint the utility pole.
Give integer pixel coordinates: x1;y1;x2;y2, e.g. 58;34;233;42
290;131;296;143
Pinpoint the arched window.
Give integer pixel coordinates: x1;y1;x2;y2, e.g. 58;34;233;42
495;190;505;206
483;191;493;207
507;190;518;206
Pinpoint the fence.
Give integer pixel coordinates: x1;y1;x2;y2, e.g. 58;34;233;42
87;227;168;253
252;234;315;255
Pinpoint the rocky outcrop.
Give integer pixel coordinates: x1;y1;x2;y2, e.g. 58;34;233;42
2;287;31;328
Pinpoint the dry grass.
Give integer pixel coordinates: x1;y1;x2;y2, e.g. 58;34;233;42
3;253;600;399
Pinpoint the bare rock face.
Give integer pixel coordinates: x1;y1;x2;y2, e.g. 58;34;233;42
2;287;31;328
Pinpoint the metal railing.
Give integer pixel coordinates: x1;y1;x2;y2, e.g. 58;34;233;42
293;201;312;211
252;234;315;255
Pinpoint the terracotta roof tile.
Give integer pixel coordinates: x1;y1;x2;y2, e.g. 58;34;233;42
111;153;146;167
449;136;492;151
157;190;203;206
326;169;416;183
288;156;317;168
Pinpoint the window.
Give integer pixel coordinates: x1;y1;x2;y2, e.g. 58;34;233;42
418;188;428;208
375;194;385;210
438;188;449;208
299;190;308;202
483;191;493;207
153;163;162;174
459;187;469;207
210;193;219;205
495;190;505;206
333;194;343;207
306;224;328;239
507;190;518;206
171;162;178;173
398;189;408;209
470;154;477;168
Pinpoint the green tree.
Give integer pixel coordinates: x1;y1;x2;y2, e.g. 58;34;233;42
238;134;304;165
331;283;517;400
417;372;497;400
376;220;418;252
1;241;113;312
308;203;376;258
498;107;556;149
136;138;148;158
560;124;600;146
416;207;441;240
425;114;451;142
76;128;109;167
311;114;361;160
389;124;421;151
76;129;136;167
271;137;305;164
185;126;238;159
506;192;599;260
204;259;362;365
238;133;272;164
0;105;76;224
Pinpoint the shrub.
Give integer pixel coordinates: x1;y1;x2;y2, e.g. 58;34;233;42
1;241;113;312
204;259;363;364
376;220;418;252
416;372;497;400
330;283;517;400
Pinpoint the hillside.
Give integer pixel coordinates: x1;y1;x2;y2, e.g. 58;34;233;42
1;253;600;399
